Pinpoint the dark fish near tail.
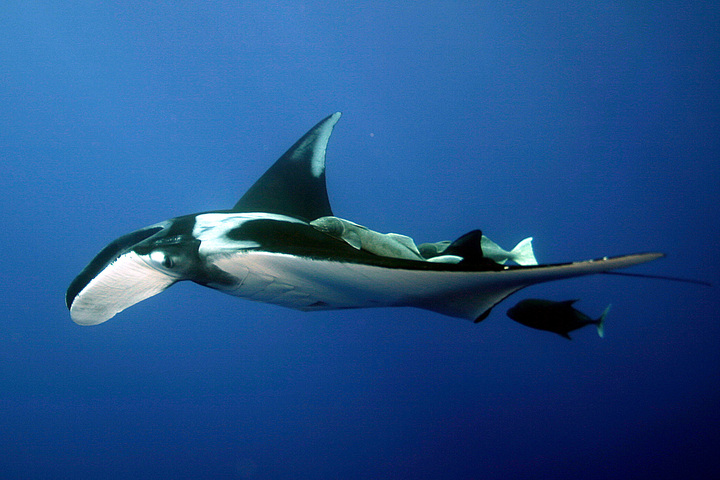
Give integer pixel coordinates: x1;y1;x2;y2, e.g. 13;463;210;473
507;299;611;339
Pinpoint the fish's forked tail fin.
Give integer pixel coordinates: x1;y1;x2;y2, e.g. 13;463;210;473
510;237;538;266
596;304;611;338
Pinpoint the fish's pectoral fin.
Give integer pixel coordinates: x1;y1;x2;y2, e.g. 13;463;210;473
344;231;363;250
386;233;422;256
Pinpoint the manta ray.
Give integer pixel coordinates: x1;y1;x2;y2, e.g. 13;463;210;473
66;113;662;326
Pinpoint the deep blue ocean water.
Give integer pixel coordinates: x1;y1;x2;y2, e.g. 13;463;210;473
1;2;718;479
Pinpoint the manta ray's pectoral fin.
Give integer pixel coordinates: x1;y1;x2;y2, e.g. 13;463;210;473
232;112;341;221
414;252;664;323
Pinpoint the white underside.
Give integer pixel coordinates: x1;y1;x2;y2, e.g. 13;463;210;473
207;251;663;321
70;247;662;325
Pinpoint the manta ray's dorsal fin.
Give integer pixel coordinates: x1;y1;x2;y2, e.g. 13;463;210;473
232;112;341;221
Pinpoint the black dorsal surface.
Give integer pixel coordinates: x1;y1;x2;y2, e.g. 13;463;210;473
232;112;341;221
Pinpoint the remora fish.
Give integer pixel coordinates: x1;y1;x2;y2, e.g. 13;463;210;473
66;113;662;326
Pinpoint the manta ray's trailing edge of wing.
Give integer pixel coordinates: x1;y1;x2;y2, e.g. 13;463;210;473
66;113;664;326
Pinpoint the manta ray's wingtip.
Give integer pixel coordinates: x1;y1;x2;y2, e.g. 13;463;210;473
623;251;664;263
322;111;342;132
601;252;713;286
320;111;342;127
322;111;342;135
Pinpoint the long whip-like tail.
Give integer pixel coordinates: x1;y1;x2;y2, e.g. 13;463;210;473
601;271;712;287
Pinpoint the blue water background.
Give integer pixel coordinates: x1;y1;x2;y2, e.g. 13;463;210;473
1;2;718;478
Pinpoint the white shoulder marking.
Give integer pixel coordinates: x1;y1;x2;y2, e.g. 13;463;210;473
194;212;307;258
193;212;304;238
